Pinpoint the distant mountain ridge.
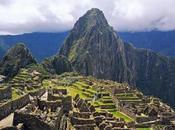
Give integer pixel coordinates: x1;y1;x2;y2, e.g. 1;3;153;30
1;31;175;62
0;32;68;61
119;31;175;57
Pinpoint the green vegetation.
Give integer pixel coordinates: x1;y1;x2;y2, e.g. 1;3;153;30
136;128;152;130
116;92;142;103
42;55;72;75
0;43;36;78
42;77;134;123
12;88;22;99
111;111;134;122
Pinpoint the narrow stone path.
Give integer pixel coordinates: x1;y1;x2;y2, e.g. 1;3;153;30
0;113;14;128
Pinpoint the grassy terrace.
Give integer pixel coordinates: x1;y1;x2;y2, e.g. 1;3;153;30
116;92;142;103
42;79;134;123
136;128;152;130
12;68;41;83
43;80;94;99
12;88;23;99
111;111;134;122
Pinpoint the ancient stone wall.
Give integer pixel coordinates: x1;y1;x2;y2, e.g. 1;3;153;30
13;107;64;130
48;93;60;101
72;112;91;118
62;96;72;112
136;116;158;123
11;94;30;110
119;107;136;120
54;107;64;129
0;101;11;120
0;86;11;100
0;94;30;120
37;99;62;112
71;116;95;125
0;126;19;130
28;88;45;97
53;88;67;95
13;112;54;130
48;93;72;111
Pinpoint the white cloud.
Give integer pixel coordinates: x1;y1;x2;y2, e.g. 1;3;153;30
0;0;175;34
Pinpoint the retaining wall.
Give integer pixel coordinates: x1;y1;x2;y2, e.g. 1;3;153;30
0;94;30;120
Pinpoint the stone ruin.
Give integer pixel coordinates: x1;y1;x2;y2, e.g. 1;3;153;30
1;78;175;130
13;89;72;130
67;94;134;130
110;85;175;129
13;101;64;130
0;88;73;130
9;69;43;91
0;75;6;83
0;85;11;102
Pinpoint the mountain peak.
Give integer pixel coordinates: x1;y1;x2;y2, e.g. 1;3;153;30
85;8;106;20
60;8;128;82
0;43;36;78
6;43;28;55
72;8;109;35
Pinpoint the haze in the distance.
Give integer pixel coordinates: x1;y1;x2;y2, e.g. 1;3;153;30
0;0;175;34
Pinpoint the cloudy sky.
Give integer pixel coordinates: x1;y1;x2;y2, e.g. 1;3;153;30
0;0;175;35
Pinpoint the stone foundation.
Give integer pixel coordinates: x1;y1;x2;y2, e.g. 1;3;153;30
0;86;11;100
37;99;62;112
0;94;30;120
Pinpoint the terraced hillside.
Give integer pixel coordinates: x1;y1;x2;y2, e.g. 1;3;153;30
42;72;175;130
0;65;175;129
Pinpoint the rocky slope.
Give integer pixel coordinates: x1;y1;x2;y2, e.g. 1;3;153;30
0;43;36;78
60;8;131;83
60;8;175;107
42;55;73;75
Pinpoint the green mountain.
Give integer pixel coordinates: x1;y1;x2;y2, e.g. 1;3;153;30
42;55;73;75
0;43;36;78
60;8;175;107
60;8;130;83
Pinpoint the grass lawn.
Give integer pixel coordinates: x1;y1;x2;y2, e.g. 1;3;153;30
67;87;89;99
136;128;152;130
111;111;134;122
12;88;22;99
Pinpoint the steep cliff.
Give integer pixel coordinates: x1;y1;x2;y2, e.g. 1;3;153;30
124;43;175;107
60;8;132;83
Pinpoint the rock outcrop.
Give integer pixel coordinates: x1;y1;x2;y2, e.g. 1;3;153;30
42;55;73;75
59;8;175;107
0;43;36;78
